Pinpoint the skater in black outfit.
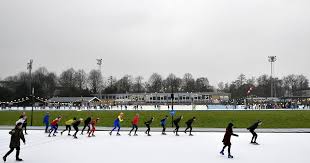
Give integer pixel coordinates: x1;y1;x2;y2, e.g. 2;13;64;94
173;115;183;136
160;115;168;135
3;122;25;162
220;123;239;159
72;118;83;139
247;120;262;144
144;117;154;136
81;117;92;135
184;117;196;136
19;112;28;135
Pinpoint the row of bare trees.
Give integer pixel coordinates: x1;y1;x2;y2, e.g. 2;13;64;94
218;74;309;99
0;67;309;101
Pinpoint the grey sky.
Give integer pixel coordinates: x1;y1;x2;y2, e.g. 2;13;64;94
0;0;309;86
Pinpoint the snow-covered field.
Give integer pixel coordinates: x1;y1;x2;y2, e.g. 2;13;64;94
0;130;308;163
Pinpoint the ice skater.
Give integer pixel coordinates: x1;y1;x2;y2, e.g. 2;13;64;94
220;122;239;159
129;114;139;136
184;117;196;136
247;120;262;144
15;116;26;126
72;118;83;139
160;115;168;135
43;112;50;133
81;116;92;135
109;112;124;136
48;116;62;137
3;122;25;162
19;112;28;135
173;115;183;136
144;117;154;136
61;117;76;136
88;118;100;137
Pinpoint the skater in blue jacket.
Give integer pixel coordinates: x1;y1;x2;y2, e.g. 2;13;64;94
43;112;50;133
160;115;168;135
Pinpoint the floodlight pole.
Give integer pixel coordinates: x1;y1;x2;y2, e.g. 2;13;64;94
97;59;103;99
27;59;34;126
268;56;277;97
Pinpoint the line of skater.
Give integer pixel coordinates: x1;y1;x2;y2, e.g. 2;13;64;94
110;112;196;136
2;112;262;162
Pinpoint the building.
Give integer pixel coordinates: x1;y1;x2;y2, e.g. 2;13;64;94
99;92;230;105
48;97;101;107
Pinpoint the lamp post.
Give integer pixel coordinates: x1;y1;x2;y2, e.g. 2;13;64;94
27;59;34;126
96;59;103;99
268;56;277;97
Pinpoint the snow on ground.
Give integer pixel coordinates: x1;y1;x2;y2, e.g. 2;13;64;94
0;130;309;163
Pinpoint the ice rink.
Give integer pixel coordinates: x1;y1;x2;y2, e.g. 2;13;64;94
0;130;309;163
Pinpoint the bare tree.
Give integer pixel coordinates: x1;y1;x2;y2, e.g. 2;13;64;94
74;69;87;90
163;73;182;93
59;68;76;88
132;76;144;93
116;75;133;93
88;69;103;94
147;73;163;93
181;73;195;92
195;77;212;92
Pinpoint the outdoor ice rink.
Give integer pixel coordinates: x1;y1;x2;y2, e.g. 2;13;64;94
0;130;308;163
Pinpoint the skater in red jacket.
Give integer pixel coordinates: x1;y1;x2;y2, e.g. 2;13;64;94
129;114;139;136
88;118;99;137
220;122;239;158
48;116;62;137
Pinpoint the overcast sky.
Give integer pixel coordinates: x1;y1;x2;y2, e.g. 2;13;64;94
0;0;309;85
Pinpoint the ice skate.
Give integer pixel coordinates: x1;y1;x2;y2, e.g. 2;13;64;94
16;158;23;161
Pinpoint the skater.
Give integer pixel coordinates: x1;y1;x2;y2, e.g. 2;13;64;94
72;118;83;139
43;112;50;133
173;115;183;136
220;122;239;159
160;115;168;135
247;120;262;144
15;116;26;126
129;114;139;136
81;116;92;135
88;118;100;137
144;117;154;136
3;122;25;162
19;112;28;135
61;117;76;136
184;117;196;136
48;116;62;137
109;112;124;136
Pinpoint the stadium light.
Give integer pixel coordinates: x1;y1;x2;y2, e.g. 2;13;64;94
268;56;277;97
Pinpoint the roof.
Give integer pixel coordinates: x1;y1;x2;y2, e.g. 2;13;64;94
48;97;101;103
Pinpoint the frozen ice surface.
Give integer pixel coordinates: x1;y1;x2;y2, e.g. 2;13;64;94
0;130;308;163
